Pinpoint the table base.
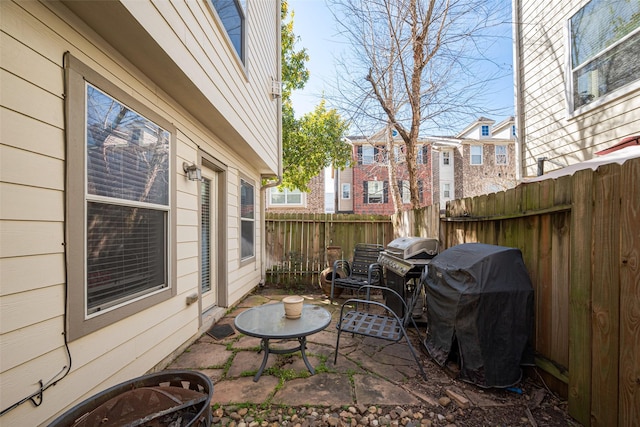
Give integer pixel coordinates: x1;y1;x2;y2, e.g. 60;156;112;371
255;336;314;382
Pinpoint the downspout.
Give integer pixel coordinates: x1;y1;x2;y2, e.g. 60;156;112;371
513;0;525;181
260;0;283;285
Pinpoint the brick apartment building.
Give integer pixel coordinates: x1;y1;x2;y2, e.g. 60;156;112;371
336;130;433;215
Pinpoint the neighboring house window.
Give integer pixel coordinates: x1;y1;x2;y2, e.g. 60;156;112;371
64;54;176;340
270;187;303;206
393;145;406;163
442;151;451;166
209;0;245;63
512;125;516;137
363;180;387;204
398;180;411;204
481;125;490;137
341;183;351;199
361;145;374;165
470;145;483;165
495;145;508;165
417;145;429;164
240;178;254;259
443;183;451;199
568;0;640;111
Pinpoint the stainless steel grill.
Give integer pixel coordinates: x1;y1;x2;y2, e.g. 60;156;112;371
378;237;439;276
378;237;439;319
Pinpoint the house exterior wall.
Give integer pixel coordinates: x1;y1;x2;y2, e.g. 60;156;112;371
0;1;279;425
265;173;325;213
350;141;433;215
515;0;640;178
459;142;518;198
336;165;354;213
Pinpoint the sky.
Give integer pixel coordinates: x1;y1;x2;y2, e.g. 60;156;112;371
287;0;516;196
287;0;516;128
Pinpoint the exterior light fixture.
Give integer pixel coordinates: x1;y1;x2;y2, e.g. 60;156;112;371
183;162;202;181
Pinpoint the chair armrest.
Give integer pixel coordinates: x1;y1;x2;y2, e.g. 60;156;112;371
332;259;351;278
367;262;383;284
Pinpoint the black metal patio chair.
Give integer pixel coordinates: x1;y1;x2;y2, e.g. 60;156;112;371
333;274;428;380
330;243;384;301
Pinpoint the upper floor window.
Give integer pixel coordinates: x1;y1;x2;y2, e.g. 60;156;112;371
442;151;451;166
481;125;490;137
341;183;351;199
361;145;374;165
210;0;245;63
240;178;254;259
417;145;429;164
568;0;640;111
512;125;516;137
470;145;483;165
495;145;508;165
270;187;304;206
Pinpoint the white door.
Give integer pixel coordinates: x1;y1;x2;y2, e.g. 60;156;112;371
200;167;217;312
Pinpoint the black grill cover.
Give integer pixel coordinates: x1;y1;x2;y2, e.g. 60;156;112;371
424;243;534;388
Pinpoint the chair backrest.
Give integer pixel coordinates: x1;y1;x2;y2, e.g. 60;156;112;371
350;243;383;278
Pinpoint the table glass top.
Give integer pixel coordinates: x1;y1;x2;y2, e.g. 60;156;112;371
234;303;332;339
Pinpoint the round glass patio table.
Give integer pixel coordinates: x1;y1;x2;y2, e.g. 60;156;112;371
234;303;332;381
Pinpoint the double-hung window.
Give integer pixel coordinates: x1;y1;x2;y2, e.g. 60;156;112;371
442;151;451;166
209;0;246;63
361;145;374;165
65;54;175;340
240;177;255;260
364;180;385;204
495;145;508;165
341;183;351;199
470;145;483;165
568;0;640;112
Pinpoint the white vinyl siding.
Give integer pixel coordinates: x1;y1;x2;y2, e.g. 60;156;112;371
0;1;276;425
516;0;640;177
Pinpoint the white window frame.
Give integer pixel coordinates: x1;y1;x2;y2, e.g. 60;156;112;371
269;187;305;206
442;151;451;166
470;145;483;165
362;145;374;165
341;183;351;199
495;145;508;165
565;0;640;116
400;180;411;204
367;180;384;204
443;183;451;199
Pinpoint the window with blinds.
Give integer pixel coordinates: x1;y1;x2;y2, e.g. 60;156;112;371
569;0;640;110
201;178;211;293
85;84;170;315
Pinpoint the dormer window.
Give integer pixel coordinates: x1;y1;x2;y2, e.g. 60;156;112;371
481;125;490;137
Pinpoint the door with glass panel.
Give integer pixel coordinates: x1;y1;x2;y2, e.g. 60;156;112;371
200;167;217;312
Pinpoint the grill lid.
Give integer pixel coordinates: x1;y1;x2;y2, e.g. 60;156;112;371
385;237;439;260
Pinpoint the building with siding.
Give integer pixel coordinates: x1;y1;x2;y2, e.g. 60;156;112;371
513;0;640;179
0;1;280;424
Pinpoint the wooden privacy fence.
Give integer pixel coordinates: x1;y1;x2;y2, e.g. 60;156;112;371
264;213;394;287
393;157;639;427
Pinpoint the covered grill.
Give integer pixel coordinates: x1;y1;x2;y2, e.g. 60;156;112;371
378;237;438;317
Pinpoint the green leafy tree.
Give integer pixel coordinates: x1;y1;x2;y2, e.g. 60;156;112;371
280;0;351;192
